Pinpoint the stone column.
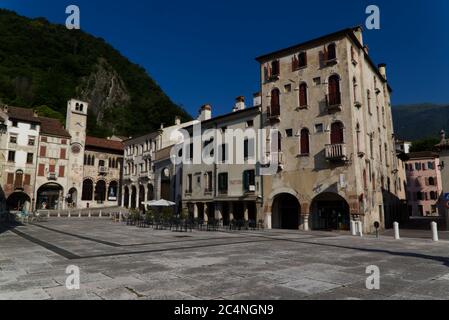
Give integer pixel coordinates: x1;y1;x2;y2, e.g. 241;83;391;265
229;202;234;221
193;203;199;219
204;203;209;222
215;202;223;221
265;212;272;229
301;213;310;231
243;202;249;221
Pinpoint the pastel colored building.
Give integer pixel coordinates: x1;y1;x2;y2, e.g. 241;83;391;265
404;152;443;217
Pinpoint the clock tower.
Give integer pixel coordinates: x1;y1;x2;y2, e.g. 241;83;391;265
66;99;88;205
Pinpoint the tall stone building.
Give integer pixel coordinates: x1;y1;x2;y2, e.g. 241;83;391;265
257;26;404;233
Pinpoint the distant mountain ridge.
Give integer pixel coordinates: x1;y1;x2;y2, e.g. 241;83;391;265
0;9;192;138
392;103;449;141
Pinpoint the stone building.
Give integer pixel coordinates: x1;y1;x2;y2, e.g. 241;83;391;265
80;136;124;209
122;116;198;211
35;117;71;210
0;106;40;211
404;152;442;217
181;98;262;224
256;26;404;233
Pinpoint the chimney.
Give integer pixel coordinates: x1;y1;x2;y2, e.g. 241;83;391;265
353;26;363;46
253;92;262;107
33;109;39;117
378;63;387;80
441;130;446;142
233;96;246;112
160;123;164;130
175;116;181;126
198;104;212;121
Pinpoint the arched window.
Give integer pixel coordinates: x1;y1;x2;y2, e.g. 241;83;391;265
91;155;95;166
298;51;307;68
328;75;341;106
81;179;93;201
299;83;308;107
330;122;344;145
367;90;372;114
353;77;358;102
327;43;337;61
300;129;310;155
356;123;361;153
363;169;368;190
270;88;280;116
84;154;87;165
95;180;106;202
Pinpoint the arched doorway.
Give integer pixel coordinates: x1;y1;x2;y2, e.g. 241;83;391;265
95;180;106;204
147;184;154;201
124;186;130;208
67;188;78;208
272;193;301;229
131;186;137;209
81;179;93;201
37;183;64;210
138;185;145;210
7;192;31;211
107;181;118;202
311;193;350;231
160;167;171;200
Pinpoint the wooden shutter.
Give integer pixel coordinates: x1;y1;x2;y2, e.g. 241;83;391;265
15;172;23;189
301;129;310;154
38;164;45;176
331;123;344;145
60;148;66;159
299;84;307;107
40;146;47;157
7;173;14;185
49;165;55;173
24;174;31;186
59;166;65;178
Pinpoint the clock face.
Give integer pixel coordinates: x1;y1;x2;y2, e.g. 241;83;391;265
71;144;81;154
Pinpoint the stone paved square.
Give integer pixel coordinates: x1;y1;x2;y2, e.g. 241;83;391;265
1;218;449;300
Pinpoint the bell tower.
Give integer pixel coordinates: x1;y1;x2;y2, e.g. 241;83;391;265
66;99;88;205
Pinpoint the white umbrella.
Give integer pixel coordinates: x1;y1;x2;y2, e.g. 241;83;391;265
142;199;176;207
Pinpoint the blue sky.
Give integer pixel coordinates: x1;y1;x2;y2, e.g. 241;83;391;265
1;0;448;117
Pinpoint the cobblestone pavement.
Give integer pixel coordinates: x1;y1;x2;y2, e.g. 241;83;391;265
1;219;449;300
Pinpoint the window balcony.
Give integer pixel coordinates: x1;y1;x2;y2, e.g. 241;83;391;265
325;144;347;161
267;105;281;120
47;172;57;181
98;166;109;175
325;93;342;112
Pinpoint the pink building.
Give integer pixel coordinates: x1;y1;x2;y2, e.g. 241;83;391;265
405;152;443;217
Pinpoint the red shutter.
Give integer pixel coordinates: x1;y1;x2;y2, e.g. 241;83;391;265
61;139;67;145
331;123;344;144
40;146;47;157
15;172;23;189
41;136;47;142
301;130;310;154
49;165;55;173
38;164;45;176
60;148;66;159
24;175;31;186
7;173;14;185
59;166;65;178
299;84;307;107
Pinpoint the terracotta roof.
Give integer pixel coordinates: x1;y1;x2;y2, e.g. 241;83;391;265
7;106;40;123
38;117;71;138
406;151;439;160
86;136;124;152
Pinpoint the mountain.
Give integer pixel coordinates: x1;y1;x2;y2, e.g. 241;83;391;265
392;104;449;141
0;9;192;138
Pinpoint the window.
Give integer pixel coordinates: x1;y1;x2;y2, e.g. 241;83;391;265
59;166;65;178
298;51;307;68
284;84;292;93
30;124;37;130
218;173;228;194
38;164;45;176
428;162;435;170
8;151;15;162
205;171;213;192
187;174;193;193
299;83;308;107
14;170;23;189
243;170;256;192
82;180;94;201
10;136;17;144
327;75;341;106
271;60;280;77
28;137;35;146
367;90;372;114
60;148;67;160
330;122;344;144
415;162;421;171
246;120;254;128
430;192;437;200
285;129;293;137
315;124;324;133
326;43;337;61
26;153;33;164
244;139;255;160
356;124;361;153
12;120;18;127
270;88;280;117
61;139;67;145
313;77;321;86
417;192;423;201
428;177;435;186
300;129;310;155
39;146;47;158
220;144;228;163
